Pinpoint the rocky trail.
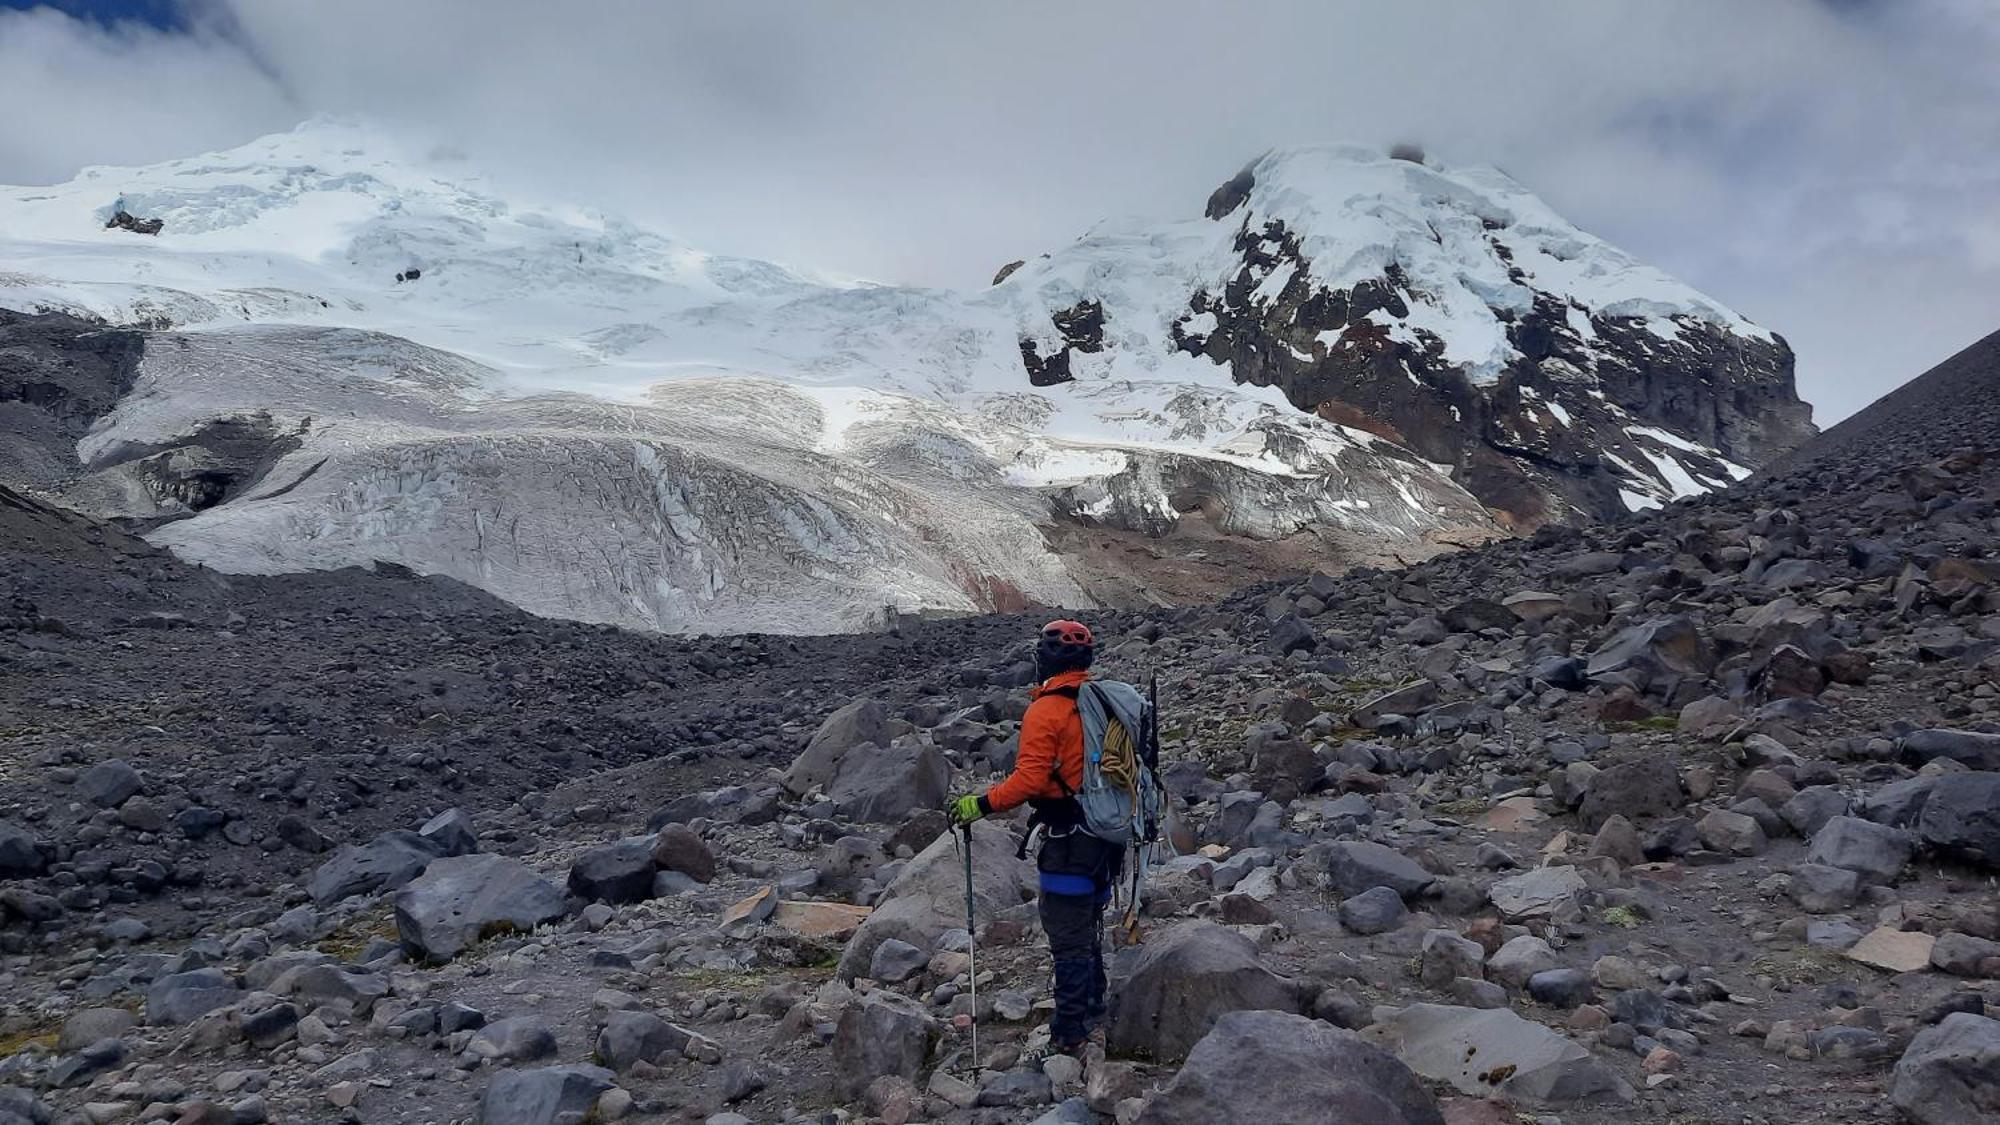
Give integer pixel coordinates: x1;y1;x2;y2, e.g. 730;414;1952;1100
3;329;2000;1124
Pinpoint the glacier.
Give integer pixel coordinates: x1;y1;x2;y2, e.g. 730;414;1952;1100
0;119;1803;633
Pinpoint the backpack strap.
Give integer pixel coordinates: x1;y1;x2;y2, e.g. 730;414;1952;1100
1043;683;1081;796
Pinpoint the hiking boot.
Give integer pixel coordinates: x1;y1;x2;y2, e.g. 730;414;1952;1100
1021;1037;1086;1066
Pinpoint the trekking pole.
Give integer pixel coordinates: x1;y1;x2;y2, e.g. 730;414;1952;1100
958;822;980;1069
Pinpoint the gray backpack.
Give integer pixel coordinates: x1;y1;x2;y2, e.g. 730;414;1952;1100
1067;680;1165;846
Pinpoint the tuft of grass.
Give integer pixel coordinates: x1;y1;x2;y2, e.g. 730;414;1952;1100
1600;905;1644;929
1604;716;1677;733
318;913;399;961
1750;949;1846;987
0;1026;58;1059
671;966;772;990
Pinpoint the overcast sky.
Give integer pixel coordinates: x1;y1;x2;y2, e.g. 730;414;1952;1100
2;0;1996;424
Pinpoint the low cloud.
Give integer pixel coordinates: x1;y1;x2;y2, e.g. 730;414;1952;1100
2;0;1995;422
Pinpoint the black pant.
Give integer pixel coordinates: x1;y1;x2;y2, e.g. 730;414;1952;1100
1036;830;1124;1047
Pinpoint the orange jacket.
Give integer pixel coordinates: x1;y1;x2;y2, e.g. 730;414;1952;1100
984;669;1089;813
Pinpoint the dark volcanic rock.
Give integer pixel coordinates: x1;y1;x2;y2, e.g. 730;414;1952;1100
1108;920;1303;1062
1137;1009;1444;1125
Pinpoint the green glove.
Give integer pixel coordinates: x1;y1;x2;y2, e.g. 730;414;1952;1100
947;793;987;827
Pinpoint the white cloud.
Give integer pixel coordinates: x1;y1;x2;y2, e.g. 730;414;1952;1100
0;0;1995;424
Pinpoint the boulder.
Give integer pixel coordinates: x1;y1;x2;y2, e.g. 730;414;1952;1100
1901;730;2000;772
1806;816;1914;883
1697;809;1767;856
1338;886;1409;935
308;831;447;906
476;1065;616;1125
0;822;48;876
1917;773;2000;868
1859;776;1940;828
829;990;935;1100
1526;969;1596;1008
1788;864;1860;913
1318;840;1436;900
826;741;951;825
1577;757;1682;830
1442;598;1514;634
468;1017;559;1064
1502;591;1566;624
1418;930;1486;987
1351;682;1438;730
1136;1010;1445;1125
418;808;479;856
785;698;895;796
1268;614;1319;656
1585;616;1715;697
868;938;928;983
566;837;658;904
1487;866;1587;922
395;854;569;963
650;825;715;883
1107;921;1303;1062
1780;787;1848;838
1846;927;1937;973
837;819;1033;981
146;968;241;1026
1488;936;1561;990
1366;1003;1632;1103
76;758;142;808
1930;932;2000;977
595;1011;690;1073
58;1008;136;1053
1889;1013;2000;1125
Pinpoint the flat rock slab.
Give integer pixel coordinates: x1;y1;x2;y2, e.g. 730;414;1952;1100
1845;927;1936;973
1477;796;1545;833
1488;866;1588;921
771;900;871;939
1365;1003;1632;1104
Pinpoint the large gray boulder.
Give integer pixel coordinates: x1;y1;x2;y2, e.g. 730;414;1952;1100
1317;840;1435;900
146;968;241;1026
308;831;447;906
1366;1004;1632;1104
595;1011;697;1073
1807;816;1915;883
1917;773;2000;869
784;698;898;796
0;822;48;876
76;758;143;808
1585;616;1715;696
566;837;658;904
476;1064;616;1125
1901;730;2000;772
395;854;569;964
829;989;936;1100
1107;921;1304;1062
1577;757;1683;831
1889;1012;2000;1124
1136;1010;1444;1125
826;741;951;825
1487;866;1588;922
837;820;1033;981
418;808;479;856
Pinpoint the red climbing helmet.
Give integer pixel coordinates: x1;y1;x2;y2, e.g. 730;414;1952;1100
1041;619;1095;648
1036;618;1096;676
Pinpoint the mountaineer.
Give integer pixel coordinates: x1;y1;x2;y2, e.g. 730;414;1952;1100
948;618;1160;1060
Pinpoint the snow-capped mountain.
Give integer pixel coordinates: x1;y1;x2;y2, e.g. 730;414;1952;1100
0;121;1810;633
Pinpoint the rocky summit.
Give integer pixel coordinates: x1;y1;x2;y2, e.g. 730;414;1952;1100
1;261;1998;1121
